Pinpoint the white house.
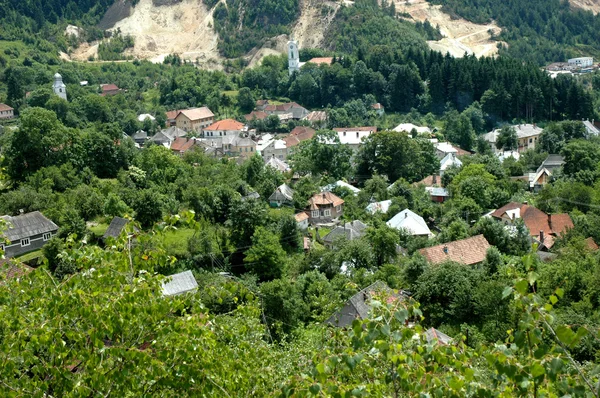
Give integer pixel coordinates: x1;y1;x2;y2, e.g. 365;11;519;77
322;180;361;196
393;123;431;135
386;209;433;238
262;139;287;160
482;124;543;154
332;127;377;152
568;57;593;68
365;200;392;214
440;153;462;175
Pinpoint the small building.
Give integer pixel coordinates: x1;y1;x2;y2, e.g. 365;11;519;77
1;211;58;258
244;110;268;122
365;199;392;215
132;130;148;145
393;123;431;135
175;107;215;133
150;126;187;147
537;154;564;173
161;270;198;296
137;114;155;123
322;220;368;249
419;235;490;266
230;136;256;159
568;57;593;68
322;180;361;196
262;139;287;161
263;102;309;120
103;216;132;240
325;281;408;327
425;328;452;345
307;192;344;224
425;187;450;203
332;126;377;153
100;84;120;96
302;111;328;128
165;110;180;127
305;57;334;66
269;184;294;207
371;103;385;116
170;137;198;156
440;153;462;175
265;156;291;173
284;126;316;157
529;168;552;191
583;120;600;136
256;100;270;111
0;103;15;120
203;118;244;138
387;209;432;238
294;212;309;230
482;124;543;154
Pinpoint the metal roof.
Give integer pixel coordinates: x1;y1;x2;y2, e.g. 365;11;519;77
103;217;130;239
1;211;58;242
162;270;198;296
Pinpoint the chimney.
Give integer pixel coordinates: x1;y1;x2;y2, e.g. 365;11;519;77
405;212;408;219
443;246;448;254
19;209;24;214
548;214;552;229
432;174;437;184
539;230;544;246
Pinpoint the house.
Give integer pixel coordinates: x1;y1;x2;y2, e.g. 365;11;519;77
568;57;593;68
325;281;408;327
284;126;316;157
103;217;133;240
491;202;574;247
371;103;385;116
175;107;215;133
100;84;121;96
387;209;433;238
583;120;600;136
584;237;599;251
416;174;442;188
264;102;309;120
333;126;377;152
307;192;344;224
265;156;291;173
255;99;270;111
0;104;15;120
262;139;287;160
425;187;450;203
244;111;268;122
241;191;260;202
419;235;490;266
529;168;552;191
440;153;462;175
269;184;294;207
0;211;58;258
322;220;368;249
170;137;198;156
294;212;309;230
498;151;520;162
303;111;327;128
202;118;244;138
132;130;148;145
434;142;470;159
150;126;187;147
322;180;361;196
393;123;431;135
537;154;564;173
365;200;392;215
137;114;155;123
165;110;180;127
161;270;198;296
482;124;543;154
230;136;256;159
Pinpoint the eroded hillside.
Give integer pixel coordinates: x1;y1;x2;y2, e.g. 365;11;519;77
394;0;503;57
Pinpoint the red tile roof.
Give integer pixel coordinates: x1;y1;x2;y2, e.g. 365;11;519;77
308;192;344;209
371;103;384;110
244;111;268;121
585;237;599;251
204;119;244;131
170;137;196;153
549;213;574;236
0;103;14;112
264;102;306;112
166;110;180;120
101;84;119;92
294;212;309;222
416;175;442;187
285;126;315;148
521;205;552;237
307;57;334;65
419;235;490;266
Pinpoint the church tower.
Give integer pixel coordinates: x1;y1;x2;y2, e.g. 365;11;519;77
288;40;300;76
53;73;67;101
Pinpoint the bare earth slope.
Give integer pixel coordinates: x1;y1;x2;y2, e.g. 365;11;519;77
570;0;600;14
395;0;503;58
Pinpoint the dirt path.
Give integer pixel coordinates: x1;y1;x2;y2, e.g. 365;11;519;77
394;0;503;58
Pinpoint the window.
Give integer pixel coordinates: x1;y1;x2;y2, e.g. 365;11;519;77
529;138;532;143
311;210;319;218
343;131;346;136
250;147;254;152
336;205;341;212
356;132;359;138
323;209;331;217
43;232;52;241
219;132;222;136
21;238;30;247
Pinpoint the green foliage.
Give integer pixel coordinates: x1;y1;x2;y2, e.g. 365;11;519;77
97;33;135;61
495;125;518;151
289;130;353;179
244;226;286;281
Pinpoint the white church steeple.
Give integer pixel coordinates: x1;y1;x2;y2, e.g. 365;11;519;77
288;39;300;76
53;73;67;101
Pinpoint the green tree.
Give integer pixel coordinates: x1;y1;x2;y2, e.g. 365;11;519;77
289;130;353;179
133;189;164;228
365;221;399;267
237;87;255;113
244;227;286;281
495;125;518;151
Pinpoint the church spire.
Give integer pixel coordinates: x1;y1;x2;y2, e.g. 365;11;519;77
53;73;67;101
288;39;300;76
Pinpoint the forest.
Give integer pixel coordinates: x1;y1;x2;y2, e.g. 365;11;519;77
0;0;599;395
